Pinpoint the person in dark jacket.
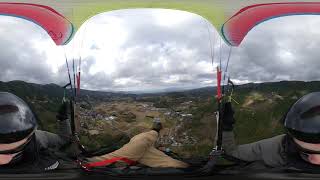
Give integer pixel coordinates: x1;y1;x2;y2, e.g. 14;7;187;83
221;92;320;172
0;92;73;172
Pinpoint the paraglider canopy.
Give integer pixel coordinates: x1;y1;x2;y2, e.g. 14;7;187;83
0;2;73;45
5;1;320;47
222;2;320;46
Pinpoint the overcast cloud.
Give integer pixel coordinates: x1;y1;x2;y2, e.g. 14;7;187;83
228;15;320;84
1;10;320;92
0;17;66;85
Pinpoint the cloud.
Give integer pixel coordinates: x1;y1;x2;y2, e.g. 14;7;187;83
228;15;320;84
0;16;67;85
2;11;320;93
74;9;217;92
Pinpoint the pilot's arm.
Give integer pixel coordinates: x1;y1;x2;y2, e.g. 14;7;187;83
35;101;72;150
222;131;286;167
220;102;287;167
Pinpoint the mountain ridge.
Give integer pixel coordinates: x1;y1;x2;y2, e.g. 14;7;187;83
1;79;320;155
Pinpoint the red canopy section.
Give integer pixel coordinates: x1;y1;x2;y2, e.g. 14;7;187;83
222;2;320;46
0;2;73;45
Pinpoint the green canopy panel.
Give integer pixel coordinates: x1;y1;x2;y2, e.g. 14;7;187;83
3;0;319;44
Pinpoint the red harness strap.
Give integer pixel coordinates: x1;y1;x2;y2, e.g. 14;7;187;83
82;157;136;168
216;66;222;101
76;72;81;96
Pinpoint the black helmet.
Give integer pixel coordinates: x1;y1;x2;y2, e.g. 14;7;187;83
284;92;320;144
0;92;37;144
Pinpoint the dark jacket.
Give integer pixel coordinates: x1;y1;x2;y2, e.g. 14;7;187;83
222;131;286;168
222;131;320;172
0;119;75;173
35;119;72;150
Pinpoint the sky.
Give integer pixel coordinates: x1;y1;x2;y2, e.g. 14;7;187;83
1;9;320;92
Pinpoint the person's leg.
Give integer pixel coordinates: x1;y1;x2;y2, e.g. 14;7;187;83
87;130;189;168
138;147;189;168
88;130;158;162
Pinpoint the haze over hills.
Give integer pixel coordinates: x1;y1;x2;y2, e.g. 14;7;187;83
1;80;320;156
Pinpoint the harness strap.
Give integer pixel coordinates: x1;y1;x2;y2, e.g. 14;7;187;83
76;72;80;96
82;157;136;168
216;66;222;100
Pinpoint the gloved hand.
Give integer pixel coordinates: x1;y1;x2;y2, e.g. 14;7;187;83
56;100;69;121
222;102;235;131
152;121;163;133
